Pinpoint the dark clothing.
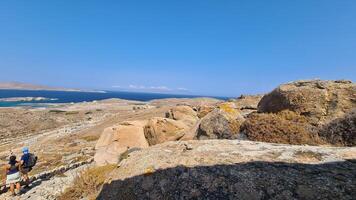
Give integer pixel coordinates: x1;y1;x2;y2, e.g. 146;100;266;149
21;153;33;173
21;154;30;167
7;161;19;175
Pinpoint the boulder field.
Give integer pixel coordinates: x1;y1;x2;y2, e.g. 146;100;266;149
94;100;254;165
91;79;355;199
94;79;355;166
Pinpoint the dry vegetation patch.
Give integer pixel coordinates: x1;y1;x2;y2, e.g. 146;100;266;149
318;110;356;146
0;170;4;184
241;110;323;145
58;164;117;200
294;151;324;162
30;153;64;176
81;135;100;142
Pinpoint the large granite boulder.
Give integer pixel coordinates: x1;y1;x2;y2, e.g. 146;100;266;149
144;117;187;145
165;105;199;127
97;140;356;200
94;121;149;166
258;80;356;124
197;102;245;139
196;105;215;118
318;110;356;147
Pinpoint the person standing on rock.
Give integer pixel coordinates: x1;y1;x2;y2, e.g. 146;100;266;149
3;155;21;196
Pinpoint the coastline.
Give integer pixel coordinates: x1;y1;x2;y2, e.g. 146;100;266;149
0;89;227;108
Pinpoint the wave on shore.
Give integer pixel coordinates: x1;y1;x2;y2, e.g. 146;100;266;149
0;97;58;102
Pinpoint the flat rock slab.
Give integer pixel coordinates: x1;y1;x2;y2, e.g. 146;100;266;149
97;140;356;200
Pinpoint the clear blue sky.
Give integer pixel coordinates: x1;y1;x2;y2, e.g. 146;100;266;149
0;0;355;96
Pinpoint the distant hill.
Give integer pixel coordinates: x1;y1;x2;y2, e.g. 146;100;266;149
0;82;104;93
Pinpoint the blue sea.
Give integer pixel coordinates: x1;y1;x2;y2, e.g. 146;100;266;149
0;89;227;107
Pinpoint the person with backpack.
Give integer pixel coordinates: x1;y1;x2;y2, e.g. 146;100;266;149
20;147;37;188
3;155;21;196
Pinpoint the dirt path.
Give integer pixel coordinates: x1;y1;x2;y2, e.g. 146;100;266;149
0;159;93;200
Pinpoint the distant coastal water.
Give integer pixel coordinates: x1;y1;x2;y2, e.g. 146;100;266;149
0;89;227;107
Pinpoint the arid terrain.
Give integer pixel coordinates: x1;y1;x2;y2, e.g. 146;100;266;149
0;80;355;200
0;97;220;199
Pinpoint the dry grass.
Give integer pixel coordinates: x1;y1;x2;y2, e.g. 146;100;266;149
228;118;242;135
58;164;117;200
241;110;324;145
0;169;4;184
81;135;100;142
65;111;80;115
30;153;64;176
294;151;323;161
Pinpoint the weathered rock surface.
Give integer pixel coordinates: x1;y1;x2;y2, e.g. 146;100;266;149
165;105;199;127
97;140;356;200
230;94;263;116
196;105;215;118
197;103;244;139
318;109;356;147
144;117;187;145
258;80;356;124
94;121;149;165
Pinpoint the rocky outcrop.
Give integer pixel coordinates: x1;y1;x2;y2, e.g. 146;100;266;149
165;105;199;127
258;80;356;124
230;94;263;116
197;103;245;139
97;140;356;200
164;105;201;141
242;80;356;146
94;121;149;165
241;111;323;145
318;110;356;147
196;105;215;118
144;117;187;145
149;98;222;108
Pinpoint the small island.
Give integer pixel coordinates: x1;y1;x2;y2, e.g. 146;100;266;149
0;97;58;102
